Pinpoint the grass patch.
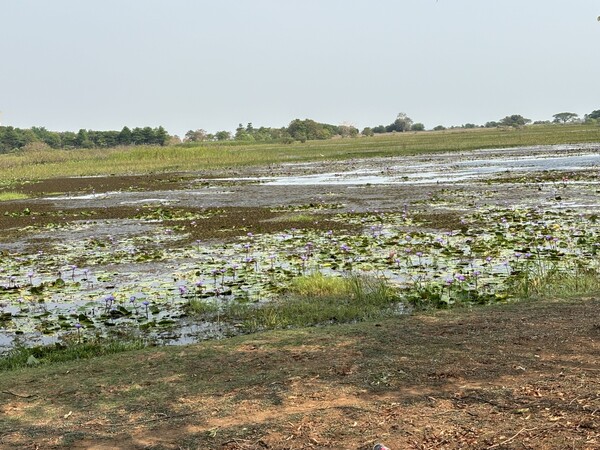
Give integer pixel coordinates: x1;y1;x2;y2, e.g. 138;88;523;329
186;298;220;316
0;339;148;371
226;274;402;332
270;213;316;223
288;272;349;296
0;191;29;201
507;261;600;300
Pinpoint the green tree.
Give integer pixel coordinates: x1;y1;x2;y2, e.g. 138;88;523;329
61;131;77;148
287;119;335;141
101;130;120;147
386;112;413;132
584;110;600;122
362;127;374;137
31;126;61;148
215;130;231;141
0;126;28;152
119;126;132;145
499;115;531;127
552;112;579;123
141;127;155;145
75;129;93;148
235;123;251;141
411;123;425;131
154;126;169;145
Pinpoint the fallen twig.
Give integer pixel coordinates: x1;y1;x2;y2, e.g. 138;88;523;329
119;411;202;426
1;390;36;399
487;427;537;449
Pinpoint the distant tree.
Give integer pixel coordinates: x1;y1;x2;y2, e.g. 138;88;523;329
169;135;182;145
338;123;359;138
433;125;446;131
130;127;144;145
235;123;251;141
552;112;579;123
0;126;27;152
75;129;93;148
361;127;374;137
484;121;499;128
31;126;61;148
215;130;231;141
462;123;477;129
287;119;336;141
499;115;531;127
92;130;120;147
184;129;208;142
584;110;600;122
386;112;413;132
61;131;78;148
119;126;132;145
411;123;425;131
141;127;155;144
372;125;386;134
154;126;170;145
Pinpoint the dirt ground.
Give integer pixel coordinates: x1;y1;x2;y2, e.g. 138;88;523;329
0;297;598;449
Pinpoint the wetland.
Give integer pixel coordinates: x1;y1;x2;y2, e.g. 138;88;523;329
1;143;600;355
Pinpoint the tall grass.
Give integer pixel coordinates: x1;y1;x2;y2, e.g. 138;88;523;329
508;260;600;300
1;124;599;181
225;274;402;332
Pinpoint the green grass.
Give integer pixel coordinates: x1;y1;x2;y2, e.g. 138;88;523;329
0;192;29;201
186;298;220;316
288;272;349;297
0;339;147;371
508;263;600;300
225;274;402;332
1;123;599;181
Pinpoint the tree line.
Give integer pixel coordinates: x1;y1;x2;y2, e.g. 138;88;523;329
0;126;169;154
184;119;359;144
2;108;598;154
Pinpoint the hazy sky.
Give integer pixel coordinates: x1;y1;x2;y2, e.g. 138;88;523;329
1;1;599;136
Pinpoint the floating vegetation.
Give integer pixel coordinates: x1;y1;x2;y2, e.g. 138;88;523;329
2;204;600;356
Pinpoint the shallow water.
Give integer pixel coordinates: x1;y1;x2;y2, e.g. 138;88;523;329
264;152;600;186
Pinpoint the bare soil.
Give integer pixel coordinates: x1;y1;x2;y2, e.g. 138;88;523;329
0;297;598;449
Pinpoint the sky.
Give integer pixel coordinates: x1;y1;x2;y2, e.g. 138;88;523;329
1;1;599;137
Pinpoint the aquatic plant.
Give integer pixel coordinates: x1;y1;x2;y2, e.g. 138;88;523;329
2;204;600;355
